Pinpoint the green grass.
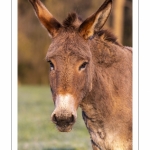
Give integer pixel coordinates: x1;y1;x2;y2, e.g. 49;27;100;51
18;85;92;150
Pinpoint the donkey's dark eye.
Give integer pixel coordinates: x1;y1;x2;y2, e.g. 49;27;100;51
79;62;88;71
49;61;55;71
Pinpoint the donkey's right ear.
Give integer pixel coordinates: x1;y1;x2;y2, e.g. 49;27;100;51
29;0;62;37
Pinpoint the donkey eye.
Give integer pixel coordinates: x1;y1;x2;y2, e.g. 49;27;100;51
49;61;55;71
79;62;88;71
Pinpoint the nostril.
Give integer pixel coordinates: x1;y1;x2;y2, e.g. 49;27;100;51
51;113;76;126
70;114;75;123
52;114;57;123
71;115;74;122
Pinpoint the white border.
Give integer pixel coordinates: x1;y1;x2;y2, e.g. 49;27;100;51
0;0;14;150
139;0;150;149
12;0;18;149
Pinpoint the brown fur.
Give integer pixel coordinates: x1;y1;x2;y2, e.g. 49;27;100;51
29;0;132;149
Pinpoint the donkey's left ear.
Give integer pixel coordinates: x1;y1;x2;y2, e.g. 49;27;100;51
78;0;112;40
29;0;62;37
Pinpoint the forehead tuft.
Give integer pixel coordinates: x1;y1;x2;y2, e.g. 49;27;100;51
62;12;82;28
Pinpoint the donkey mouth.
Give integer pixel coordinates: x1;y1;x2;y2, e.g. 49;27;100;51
56;124;73;132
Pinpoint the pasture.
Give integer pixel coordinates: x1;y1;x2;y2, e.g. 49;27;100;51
18;85;92;150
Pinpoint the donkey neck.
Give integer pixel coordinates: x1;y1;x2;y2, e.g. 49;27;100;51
79;42;132;149
80;68;114;121
80;39;132;120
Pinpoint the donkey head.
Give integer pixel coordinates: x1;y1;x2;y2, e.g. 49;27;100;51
29;0;112;132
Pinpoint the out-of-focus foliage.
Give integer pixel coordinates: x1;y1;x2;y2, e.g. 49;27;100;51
18;0;132;84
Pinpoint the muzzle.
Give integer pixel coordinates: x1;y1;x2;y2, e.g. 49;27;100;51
51;94;77;132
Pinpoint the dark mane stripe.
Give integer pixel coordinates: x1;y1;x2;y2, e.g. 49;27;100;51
97;30;121;46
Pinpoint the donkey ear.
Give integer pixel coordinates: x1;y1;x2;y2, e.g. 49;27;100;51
78;0;112;39
29;0;62;37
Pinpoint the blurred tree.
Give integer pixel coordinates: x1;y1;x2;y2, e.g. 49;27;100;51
123;0;132;46
110;0;132;46
112;0;126;44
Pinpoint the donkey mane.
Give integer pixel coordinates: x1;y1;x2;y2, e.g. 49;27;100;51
96;30;121;46
62;12;121;46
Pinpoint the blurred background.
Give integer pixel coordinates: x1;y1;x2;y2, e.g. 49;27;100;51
18;0;132;149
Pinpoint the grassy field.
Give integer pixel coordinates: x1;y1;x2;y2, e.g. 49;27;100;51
18;85;92;150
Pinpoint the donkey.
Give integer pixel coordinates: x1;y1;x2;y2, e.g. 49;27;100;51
29;0;132;149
